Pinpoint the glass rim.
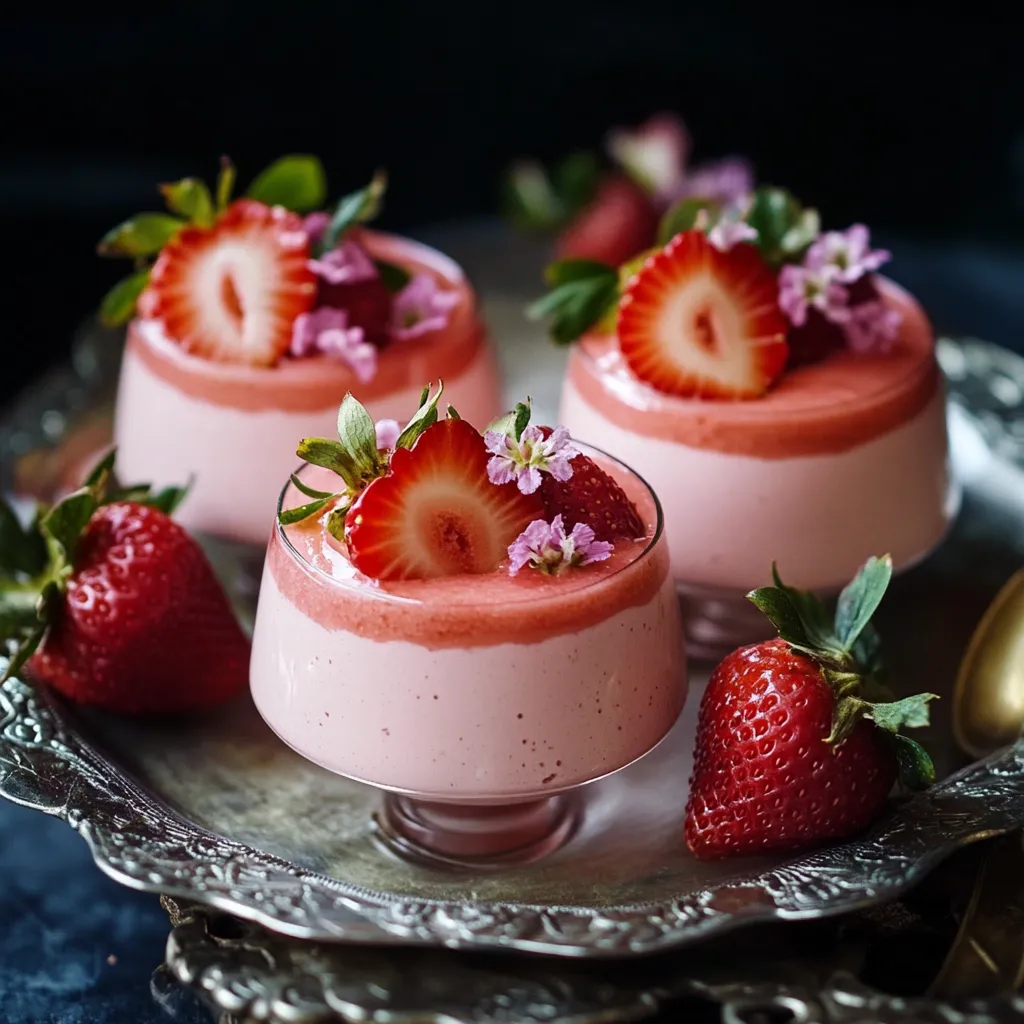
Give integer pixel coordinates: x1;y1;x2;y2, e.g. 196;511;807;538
274;437;666;602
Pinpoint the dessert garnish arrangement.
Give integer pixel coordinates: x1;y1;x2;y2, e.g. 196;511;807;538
98;154;459;381
278;384;643;580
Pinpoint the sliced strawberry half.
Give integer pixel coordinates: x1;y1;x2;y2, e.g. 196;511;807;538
617;229;789;399
138;199;316;366
344;418;544;580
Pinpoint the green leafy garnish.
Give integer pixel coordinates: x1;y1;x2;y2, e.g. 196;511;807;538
246;154;328;213
395;382;444;450
747;554;937;791
502;152;600;232
159;178;214;227
528;259;620;345
744;186;820;268
657;197;719;245
97;213;184;258
215;156;236;213
373;258;412;294
320;170;387;253
486;399;532;443
99;270;151;328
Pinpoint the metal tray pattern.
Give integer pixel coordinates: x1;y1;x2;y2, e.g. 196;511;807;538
1;324;1023;958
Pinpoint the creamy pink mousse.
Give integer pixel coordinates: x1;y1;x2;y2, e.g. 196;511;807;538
114;231;503;546
559;279;955;593
249;459;686;802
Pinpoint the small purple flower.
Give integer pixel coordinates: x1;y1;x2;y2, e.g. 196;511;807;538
307;240;379;285
844;299;903;354
673;157;755;207
507;515;613;577
390;274;460;342
484;424;579;495
778;263;850;328
805;224;890;284
290;307;378;382
375;418;401;449
707;219;759;252
302;211;331;248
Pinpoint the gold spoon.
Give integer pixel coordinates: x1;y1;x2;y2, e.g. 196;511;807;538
953;569;1024;759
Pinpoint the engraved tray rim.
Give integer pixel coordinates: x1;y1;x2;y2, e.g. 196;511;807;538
1;333;1024;959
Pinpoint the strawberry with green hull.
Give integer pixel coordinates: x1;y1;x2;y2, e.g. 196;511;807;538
0;453;249;715
105;156;502;549
684;555;936;860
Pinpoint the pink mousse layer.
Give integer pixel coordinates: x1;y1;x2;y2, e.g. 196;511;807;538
113;232;503;546
559;280;954;592
249;461;686;800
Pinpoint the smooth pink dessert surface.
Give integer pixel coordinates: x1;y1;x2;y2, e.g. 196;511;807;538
559;279;956;592
114;232;504;546
249;458;687;801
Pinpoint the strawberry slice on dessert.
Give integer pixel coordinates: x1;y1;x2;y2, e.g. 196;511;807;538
139;198;316;366
617;229;789;399
345;417;544;580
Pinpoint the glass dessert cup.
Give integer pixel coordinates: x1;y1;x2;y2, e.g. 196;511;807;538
113;230;503;552
249;445;687;868
558;278;959;661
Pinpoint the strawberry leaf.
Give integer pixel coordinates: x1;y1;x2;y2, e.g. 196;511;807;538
41;489;97;563
289;474;334;501
528;264;620;345
503;160;565;232
278;497;331;525
396;381;444;450
0;500;47;578
325;501;351;542
246;154;328;213
99;270;151;327
657;197;717;245
746;585;811;650
866;692;938;734
891;734;936;791
98;213;184;258
145;484;190;516
296;438;361;492
321;170;387;252
745;187;820;268
553;151;600;213
0;617;46;684
216;157;236;213
336;394;383;482
835;554;893;652
373;258;411;294
84;449;117;490
160;177;214;227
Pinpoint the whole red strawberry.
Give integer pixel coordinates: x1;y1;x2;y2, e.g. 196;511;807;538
685;556;936;860
555;175;659;269
0;454;249;715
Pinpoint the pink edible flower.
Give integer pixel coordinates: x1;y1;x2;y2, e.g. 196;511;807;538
673;157;755;207
605;112;690;207
308;239;379;285
805;224;890;284
375;418;401;449
507;514;613;577
302;211;331;248
390;274;460;342
290;307;378;383
707;218;759;252
778;263;849;328
844;299;903;354
484;424;578;495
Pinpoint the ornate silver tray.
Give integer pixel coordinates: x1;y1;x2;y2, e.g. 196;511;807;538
2;319;1023;961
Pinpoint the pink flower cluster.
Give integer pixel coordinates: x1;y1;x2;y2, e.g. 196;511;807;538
484;424;579;495
777;225;901;353
507;515;612;577
287;212;460;378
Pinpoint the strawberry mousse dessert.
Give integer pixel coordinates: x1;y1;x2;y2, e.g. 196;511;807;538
99;155;502;548
533;184;956;659
249;386;686;866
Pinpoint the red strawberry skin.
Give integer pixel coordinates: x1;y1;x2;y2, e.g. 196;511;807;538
555;174;659;268
540;452;644;543
317;275;392;345
345;419;544;581
685;639;896;860
787;274;882;368
139;198;316;367
29;503;249;716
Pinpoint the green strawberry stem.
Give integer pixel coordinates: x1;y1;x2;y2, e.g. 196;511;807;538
747;554;937;791
279;382;445;528
0;449;189;683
